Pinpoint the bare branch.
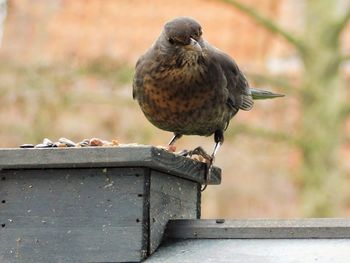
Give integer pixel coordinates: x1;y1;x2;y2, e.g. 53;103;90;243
221;0;306;52
333;7;350;37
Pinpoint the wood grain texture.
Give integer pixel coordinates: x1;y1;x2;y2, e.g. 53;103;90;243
0;168;146;262
0;146;221;185
150;147;221;185
149;171;199;254
165;219;350;239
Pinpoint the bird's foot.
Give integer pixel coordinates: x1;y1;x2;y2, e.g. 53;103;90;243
177;149;190;156
179;146;213;192
201;157;215;192
187;146;212;164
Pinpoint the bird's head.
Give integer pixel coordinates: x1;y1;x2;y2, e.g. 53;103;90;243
159;17;204;55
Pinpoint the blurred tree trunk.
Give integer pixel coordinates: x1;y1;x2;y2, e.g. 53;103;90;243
223;0;350;216
299;1;346;216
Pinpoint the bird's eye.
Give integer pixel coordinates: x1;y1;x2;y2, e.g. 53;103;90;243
191;30;202;40
168;38;175;45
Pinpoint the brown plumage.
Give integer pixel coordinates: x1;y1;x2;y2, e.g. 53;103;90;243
133;17;282;179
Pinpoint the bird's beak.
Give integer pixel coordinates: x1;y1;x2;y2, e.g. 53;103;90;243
184;38;202;52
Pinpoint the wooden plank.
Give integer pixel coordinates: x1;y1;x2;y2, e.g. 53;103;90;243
0;147;221;185
141;169;151;259
0;167;146;262
0;147;152;169
150;147;221;185
1;227;142;263
149;171;198;253
146;239;350;263
165;219;350;239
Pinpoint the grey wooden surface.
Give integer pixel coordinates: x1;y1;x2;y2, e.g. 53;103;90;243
165;218;350;239
0;167;146;262
146;239;350;263
0;146;221;185
149;219;350;262
149;171;198;253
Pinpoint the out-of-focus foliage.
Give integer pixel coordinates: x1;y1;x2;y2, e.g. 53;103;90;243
224;0;350;216
1;0;350;218
0;61;138;144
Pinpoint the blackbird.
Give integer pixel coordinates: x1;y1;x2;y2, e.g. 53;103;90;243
133;17;283;185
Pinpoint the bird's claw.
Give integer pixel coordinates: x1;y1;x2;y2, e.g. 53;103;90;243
177;149;190;156
187;146;212;163
201;157;215;192
177;146;214;192
186;146;214;192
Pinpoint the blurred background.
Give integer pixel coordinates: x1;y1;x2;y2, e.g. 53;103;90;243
1;0;350;218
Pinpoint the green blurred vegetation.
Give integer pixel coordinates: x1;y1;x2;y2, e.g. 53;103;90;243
1;0;350;218
0;60;155;145
223;0;350;217
78;57;134;85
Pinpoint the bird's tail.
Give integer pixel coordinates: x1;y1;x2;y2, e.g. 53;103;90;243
250;87;285;100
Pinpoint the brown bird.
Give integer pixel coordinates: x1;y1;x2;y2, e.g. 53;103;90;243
133;17;283;185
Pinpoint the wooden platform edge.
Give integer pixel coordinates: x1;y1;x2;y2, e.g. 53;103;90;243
165;219;350;239
0;146;221;185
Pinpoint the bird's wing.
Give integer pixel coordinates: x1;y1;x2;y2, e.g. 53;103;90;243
132;56;144;100
208;46;253;111
133;47;159;100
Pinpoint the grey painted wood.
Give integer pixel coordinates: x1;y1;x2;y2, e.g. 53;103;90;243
165;219;350;239
0;168;146;262
149;171;199;254
0;147;221;185
146;239;350;263
149;147;221;185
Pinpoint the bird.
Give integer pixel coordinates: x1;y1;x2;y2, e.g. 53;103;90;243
133;17;283;187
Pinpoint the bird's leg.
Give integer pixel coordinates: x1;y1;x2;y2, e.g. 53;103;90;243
178;131;223;191
209;141;221;167
168;133;182;146
201;130;224;191
167;133;182;152
202;141;222;189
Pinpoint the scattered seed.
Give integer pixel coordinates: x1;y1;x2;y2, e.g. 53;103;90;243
55;142;67;147
102;140;113;146
43;138;53;146
35;143;52;148
89;138;103;146
104;183;114;189
20;144;34;148
78;139;90;147
58;137;76;147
